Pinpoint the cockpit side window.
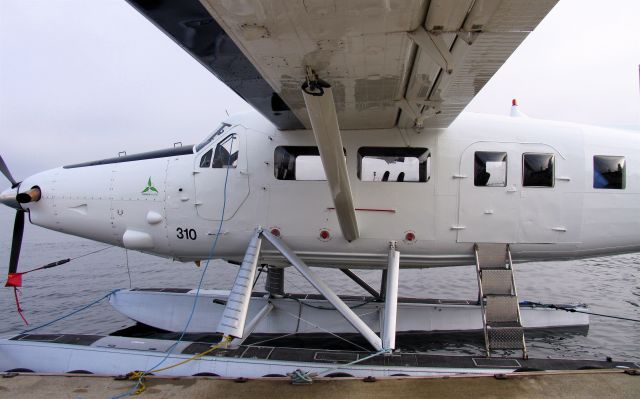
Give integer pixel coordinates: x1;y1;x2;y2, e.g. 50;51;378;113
196;122;232;152
199;149;213;168
474;151;507;187
594;155;625;189
212;134;239;168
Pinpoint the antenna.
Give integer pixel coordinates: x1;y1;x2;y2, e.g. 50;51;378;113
510;98;528;118
225;109;230;117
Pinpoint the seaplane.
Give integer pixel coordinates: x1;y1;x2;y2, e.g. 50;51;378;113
1;0;638;379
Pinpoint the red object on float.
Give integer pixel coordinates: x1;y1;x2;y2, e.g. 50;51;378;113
270;228;281;237
5;272;22;288
319;230;330;240
405;232;416;242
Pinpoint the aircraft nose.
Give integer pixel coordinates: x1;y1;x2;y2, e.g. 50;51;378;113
0;186;21;210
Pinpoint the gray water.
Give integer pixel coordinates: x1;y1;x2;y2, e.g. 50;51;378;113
1;207;638;362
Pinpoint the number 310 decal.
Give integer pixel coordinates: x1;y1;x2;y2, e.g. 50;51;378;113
176;227;197;240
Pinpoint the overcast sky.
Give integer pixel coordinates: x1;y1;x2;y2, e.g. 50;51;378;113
1;0;639;180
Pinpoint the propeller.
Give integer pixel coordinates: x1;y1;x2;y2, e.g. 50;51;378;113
7;211;24;287
0;154;24;287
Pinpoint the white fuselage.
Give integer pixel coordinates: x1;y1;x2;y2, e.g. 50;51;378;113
15;112;640;268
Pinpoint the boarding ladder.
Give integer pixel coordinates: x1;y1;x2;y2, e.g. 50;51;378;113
474;243;527;358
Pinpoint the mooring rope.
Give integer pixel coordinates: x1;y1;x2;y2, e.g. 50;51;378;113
20;289;120;334
289;348;390;384
522;301;640;323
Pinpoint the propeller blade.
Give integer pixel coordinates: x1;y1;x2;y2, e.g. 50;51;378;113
6;211;24;287
0;155;18;188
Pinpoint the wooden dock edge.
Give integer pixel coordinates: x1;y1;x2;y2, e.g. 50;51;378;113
1;369;639;398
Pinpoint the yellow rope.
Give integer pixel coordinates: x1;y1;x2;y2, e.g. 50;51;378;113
150;335;233;374
123;336;233;396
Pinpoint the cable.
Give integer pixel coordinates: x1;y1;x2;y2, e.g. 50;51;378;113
523;301;640;323
290;348;389;383
21;290;120;334
252;265;264;289
70;245;114;261
290;295;376;311
278;308;370;352
16;245;115;277
316;348;389;376
124;249;132;289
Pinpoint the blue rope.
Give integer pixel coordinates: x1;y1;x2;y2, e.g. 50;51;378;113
21;289;120;334
112;136;237;398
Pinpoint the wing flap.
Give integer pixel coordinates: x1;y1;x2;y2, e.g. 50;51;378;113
401;0;558;128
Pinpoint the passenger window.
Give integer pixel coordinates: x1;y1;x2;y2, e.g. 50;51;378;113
199;149;213;168
212;135;238;168
474;152;507;187
522;153;554;187
274;146;327;180
357;147;430;182
594;155;625;189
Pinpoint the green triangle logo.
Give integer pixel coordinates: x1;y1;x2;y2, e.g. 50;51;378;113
142;177;158;194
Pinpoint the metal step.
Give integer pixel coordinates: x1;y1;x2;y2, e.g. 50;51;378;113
474;243;527;358
488;325;525;349
485;295;520;323
480;269;513;295
475;243;508;269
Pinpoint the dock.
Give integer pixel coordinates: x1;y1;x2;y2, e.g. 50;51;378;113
2;369;639;398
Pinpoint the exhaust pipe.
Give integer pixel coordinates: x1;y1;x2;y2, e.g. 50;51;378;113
16;186;41;204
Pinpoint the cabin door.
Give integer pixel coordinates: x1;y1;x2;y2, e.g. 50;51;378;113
457;142;564;244
457;143;519;243
515;143;565;243
193;126;250;221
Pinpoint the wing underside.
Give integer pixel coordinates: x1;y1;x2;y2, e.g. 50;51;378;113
127;0;557;131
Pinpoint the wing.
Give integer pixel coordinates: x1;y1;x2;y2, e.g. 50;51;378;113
127;0;557;131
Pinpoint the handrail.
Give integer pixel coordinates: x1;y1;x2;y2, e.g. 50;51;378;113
473;243;490;357
507;244;528;359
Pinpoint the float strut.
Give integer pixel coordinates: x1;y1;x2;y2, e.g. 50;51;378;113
230;302;274;348
382;241;400;351
216;230;263;339
340;269;381;300
261;230;384;351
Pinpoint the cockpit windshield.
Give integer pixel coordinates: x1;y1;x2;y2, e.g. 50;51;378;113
196;122;232;152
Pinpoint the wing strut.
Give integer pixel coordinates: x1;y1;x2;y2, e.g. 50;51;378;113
301;68;359;242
